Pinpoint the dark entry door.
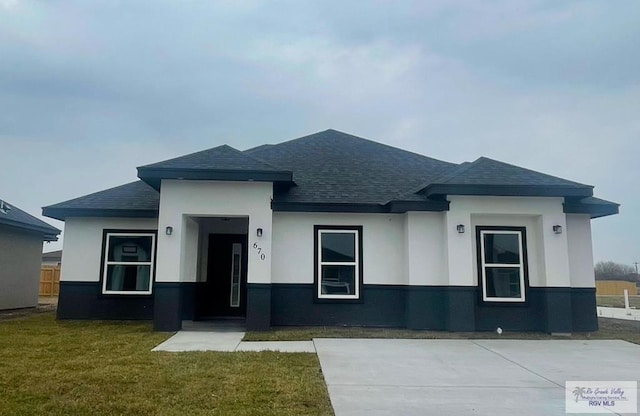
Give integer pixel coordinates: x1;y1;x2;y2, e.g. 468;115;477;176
197;234;248;318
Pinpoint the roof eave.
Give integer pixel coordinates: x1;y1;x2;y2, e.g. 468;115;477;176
42;207;159;222
0;217;61;239
421;184;594;198
137;167;295;190
563;200;620;219
385;199;450;213
272;199;450;214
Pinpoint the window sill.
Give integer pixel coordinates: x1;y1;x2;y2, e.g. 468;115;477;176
313;296;363;304
101;292;153;297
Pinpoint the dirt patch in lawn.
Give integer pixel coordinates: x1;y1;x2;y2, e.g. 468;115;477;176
0;301;57;321
245;317;640;345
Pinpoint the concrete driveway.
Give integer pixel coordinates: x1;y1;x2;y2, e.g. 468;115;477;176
314;339;640;415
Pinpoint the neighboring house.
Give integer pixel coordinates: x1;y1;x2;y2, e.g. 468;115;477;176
0;199;60;310
42;249;63;266
42;129;618;332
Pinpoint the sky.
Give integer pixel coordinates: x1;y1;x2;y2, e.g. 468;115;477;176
0;0;638;265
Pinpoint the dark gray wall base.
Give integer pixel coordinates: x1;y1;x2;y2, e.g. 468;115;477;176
270;284;597;332
571;288;598;332
246;284;272;331
473;287;597;332
447;287;477;331
153;283;184;331
272;284;406;327
543;288;573;333
57;281;153;320
180;282;197;321
57;281;598;333
405;287;447;330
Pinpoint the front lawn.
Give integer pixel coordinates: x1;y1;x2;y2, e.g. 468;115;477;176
0;313;332;416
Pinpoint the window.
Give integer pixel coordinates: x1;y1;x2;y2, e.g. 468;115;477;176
477;227;527;302
229;243;242;307
102;232;155;295
315;226;362;300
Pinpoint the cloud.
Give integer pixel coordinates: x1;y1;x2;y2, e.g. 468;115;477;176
0;0;638;263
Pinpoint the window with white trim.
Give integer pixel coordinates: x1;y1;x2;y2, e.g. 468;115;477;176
102;232;155;295
316;227;361;300
478;228;527;302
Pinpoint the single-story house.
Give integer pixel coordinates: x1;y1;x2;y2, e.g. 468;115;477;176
0;199;60;310
43;129;618;332
42;249;63;266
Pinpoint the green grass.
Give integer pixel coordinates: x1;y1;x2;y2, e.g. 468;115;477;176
0;313;333;416
597;295;640;308
245;318;640;345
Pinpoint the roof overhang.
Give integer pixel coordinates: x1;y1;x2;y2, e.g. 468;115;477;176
420;184;594;198
137;167;295;190
0;217;60;241
272;199;449;213
42;207;159;222
563;198;620;219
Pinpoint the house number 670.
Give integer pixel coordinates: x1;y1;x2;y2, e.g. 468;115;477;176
252;242;266;260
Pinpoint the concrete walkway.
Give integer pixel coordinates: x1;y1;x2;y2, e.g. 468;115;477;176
151;321;316;353
315;338;640;416
598;306;640;321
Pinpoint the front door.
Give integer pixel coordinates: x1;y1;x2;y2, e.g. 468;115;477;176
197;234;248;318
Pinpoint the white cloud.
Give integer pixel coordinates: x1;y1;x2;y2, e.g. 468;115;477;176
0;0;638;264
0;0;18;10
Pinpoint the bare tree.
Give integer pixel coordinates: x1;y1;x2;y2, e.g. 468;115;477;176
595;261;638;282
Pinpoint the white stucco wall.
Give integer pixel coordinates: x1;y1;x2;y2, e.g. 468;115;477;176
566;214;596;288
156;180;272;284
448;196;571;287
60;191;594;291
181;217;199;283
405;212;448;286
470;214;544;286
271;200;585;288
61;217;158;282
271;212;407;285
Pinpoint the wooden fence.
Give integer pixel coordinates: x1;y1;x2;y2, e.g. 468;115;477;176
39;266;60;297
596;280;638;296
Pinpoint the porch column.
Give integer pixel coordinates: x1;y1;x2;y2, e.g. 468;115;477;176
245;213;273;331
153;284;183;331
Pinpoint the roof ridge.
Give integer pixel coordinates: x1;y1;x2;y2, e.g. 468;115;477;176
431;160;476;184
471;156;593;188
252;129;454;167
140;143;289;172
234;146;287;171
391;162;473;200
138;144;232;169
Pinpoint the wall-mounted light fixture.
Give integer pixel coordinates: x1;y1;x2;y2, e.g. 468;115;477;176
457;224;465;234
256;228;263;237
553;225;562;234
165;226;173;236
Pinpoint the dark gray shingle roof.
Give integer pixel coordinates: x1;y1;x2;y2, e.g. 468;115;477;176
418;156;594;198
43;129;617;219
42;181;159;221
0;199;60;240
246;129;456;204
137;144;293;189
141;144;283;171
435;157;590;187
